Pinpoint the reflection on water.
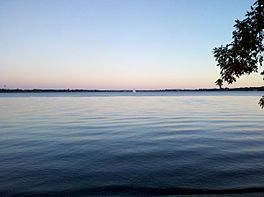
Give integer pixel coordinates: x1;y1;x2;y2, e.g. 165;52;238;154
0;92;264;196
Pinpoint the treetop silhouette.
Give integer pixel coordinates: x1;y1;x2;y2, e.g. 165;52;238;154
213;0;264;107
215;79;223;89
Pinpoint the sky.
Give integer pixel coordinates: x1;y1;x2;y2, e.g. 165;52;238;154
0;0;262;89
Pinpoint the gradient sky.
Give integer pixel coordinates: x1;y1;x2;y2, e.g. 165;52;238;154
0;0;263;89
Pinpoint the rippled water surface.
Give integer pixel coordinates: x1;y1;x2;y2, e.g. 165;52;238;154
0;92;264;196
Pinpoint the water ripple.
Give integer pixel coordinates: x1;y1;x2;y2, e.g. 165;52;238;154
0;93;264;196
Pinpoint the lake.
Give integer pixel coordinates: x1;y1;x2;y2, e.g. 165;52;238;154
0;91;264;196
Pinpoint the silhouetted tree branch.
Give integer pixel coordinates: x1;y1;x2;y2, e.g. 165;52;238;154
213;0;264;108
259;96;264;108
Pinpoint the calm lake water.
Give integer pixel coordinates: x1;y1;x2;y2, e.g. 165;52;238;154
0;91;264;196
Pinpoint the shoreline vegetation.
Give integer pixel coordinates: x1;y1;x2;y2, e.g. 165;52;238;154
0;86;264;93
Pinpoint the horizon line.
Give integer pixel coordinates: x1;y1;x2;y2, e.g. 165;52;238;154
1;86;264;92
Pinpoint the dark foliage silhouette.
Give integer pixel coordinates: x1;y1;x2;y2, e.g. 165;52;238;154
213;0;264;107
215;79;223;89
259;96;264;108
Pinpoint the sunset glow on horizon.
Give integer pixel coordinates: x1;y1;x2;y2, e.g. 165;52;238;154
1;0;262;89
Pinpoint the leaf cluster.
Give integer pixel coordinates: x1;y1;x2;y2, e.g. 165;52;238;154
213;0;264;84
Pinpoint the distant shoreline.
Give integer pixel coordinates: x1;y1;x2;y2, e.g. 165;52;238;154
0;86;264;93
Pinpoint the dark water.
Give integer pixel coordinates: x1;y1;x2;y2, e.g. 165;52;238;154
0;92;264;196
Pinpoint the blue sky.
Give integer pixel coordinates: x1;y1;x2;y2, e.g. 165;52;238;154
0;0;262;89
